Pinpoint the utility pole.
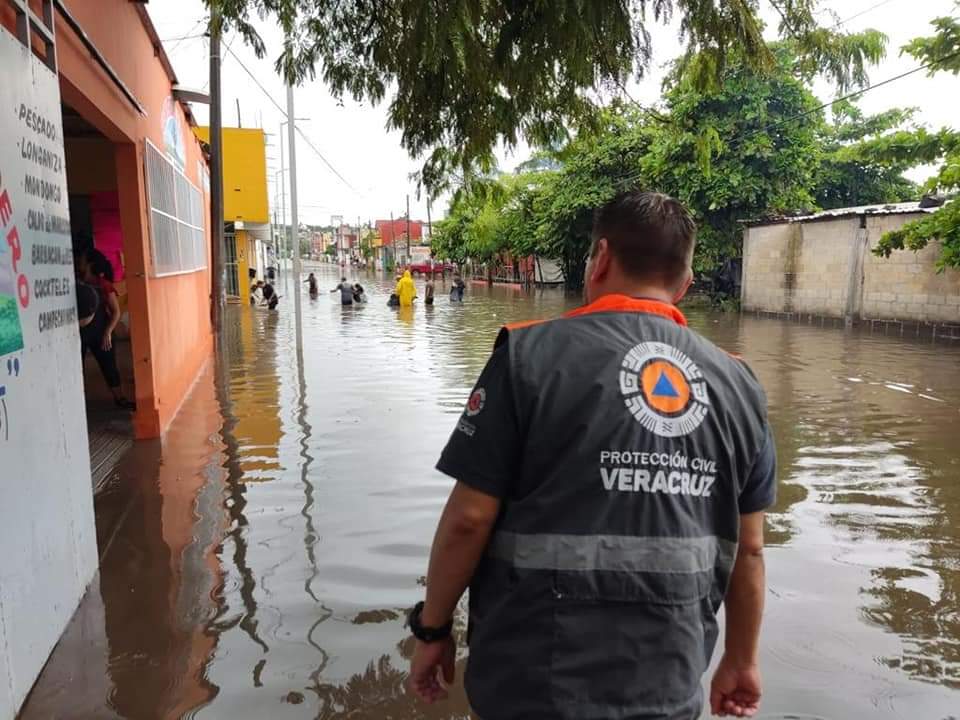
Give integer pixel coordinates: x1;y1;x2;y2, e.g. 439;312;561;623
286;84;303;328
279;125;287;273
208;4;225;333
405;194;411;263
272;206;279;271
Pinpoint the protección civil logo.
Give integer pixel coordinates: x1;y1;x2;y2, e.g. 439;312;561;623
619;342;710;438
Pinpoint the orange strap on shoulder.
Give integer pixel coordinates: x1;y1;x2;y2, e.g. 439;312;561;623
503;318;549;332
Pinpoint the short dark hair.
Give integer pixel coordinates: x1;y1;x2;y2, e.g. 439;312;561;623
83;247;115;282
591;191;696;286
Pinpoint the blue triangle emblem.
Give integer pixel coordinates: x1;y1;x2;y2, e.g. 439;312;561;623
652;371;680;398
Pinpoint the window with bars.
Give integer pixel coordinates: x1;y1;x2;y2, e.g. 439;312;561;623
145;140;207;276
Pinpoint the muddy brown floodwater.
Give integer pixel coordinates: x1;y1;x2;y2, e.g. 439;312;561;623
20;266;960;719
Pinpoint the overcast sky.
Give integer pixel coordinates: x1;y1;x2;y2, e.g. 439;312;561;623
148;0;958;226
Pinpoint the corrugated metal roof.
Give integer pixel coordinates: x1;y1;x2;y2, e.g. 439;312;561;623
743;201;935;227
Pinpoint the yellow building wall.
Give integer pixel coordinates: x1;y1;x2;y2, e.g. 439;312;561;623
194;127;269;224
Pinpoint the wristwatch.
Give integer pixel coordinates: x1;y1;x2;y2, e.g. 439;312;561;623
407;601;453;643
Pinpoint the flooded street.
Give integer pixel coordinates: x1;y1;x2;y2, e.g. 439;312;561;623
22;265;960;719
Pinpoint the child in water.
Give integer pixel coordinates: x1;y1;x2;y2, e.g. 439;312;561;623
424;278;435;305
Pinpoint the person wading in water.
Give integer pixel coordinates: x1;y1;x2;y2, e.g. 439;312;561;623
331;277;354;306
408;190;776;720
396;270;417;307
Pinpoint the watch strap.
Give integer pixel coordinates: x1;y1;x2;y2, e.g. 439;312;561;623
408;601;453;642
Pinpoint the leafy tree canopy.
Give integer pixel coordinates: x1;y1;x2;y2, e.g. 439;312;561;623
872;3;960;269
431;35;934;288
211;0;888;190
814;101;918;210
644;44;824;273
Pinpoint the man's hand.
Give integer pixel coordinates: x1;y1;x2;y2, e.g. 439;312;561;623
101;331;112;352
710;655;761;717
408;637;456;704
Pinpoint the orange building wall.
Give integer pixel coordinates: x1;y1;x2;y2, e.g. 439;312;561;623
50;1;214;437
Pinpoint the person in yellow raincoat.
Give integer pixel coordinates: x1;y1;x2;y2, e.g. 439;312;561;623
395;270;417;307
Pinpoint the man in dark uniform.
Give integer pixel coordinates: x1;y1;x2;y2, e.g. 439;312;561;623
408;191;776;719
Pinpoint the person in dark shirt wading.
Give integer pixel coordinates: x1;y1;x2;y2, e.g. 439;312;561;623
331;277;354;306
408;190;777;720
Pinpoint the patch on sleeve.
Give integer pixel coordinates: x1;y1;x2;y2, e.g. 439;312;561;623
465;388;486;416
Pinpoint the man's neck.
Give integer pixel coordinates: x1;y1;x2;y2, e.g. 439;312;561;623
596;284;675;305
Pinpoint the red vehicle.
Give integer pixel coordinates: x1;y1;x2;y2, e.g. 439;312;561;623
408;260;454;276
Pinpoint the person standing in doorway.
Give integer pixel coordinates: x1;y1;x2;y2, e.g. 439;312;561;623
331;277;354;306
408;191;776;719
78;248;136;410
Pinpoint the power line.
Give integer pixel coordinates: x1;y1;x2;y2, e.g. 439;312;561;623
726;50;960;152
220;42;360;195
165;17;206;54
772;0;901;39
161;32;206;43
295;126;361;195
222;43;286;114
832;0;900;30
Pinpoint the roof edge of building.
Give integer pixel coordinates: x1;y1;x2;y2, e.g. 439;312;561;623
741;201;936;228
135;5;200;127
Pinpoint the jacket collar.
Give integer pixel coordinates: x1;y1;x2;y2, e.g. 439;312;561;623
564;294;688;327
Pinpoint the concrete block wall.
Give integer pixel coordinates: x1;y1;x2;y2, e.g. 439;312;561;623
861;215;960;323
740;224;795;313
742;212;960;325
786;219;854;316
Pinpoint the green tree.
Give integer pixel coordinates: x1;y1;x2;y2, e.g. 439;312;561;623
435;44;910;287
212;0;886;191
645;46;824;274
814;101;919;210
873;4;960;269
430;180;508;266
532;106;654;285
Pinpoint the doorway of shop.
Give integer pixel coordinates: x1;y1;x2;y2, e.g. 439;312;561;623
62;102;136;492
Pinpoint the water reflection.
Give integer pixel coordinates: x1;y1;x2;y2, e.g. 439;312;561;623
20;370;225;718
20;268;960;718
737;314;960;708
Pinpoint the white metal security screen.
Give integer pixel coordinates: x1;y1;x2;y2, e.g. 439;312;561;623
145;139;206;276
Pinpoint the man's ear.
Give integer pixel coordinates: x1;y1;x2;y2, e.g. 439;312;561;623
589;238;611;285
672;268;694;304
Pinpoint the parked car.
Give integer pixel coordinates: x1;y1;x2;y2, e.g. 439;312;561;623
408;260;454;275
